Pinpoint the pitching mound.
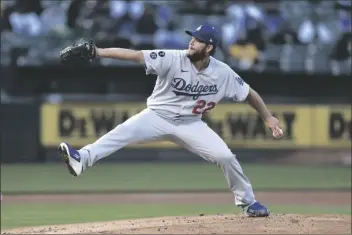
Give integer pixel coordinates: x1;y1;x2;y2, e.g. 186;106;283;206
2;213;351;234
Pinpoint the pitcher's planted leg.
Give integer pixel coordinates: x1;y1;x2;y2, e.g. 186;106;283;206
173;120;269;217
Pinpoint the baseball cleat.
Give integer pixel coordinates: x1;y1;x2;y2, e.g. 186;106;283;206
58;142;84;177
243;201;270;217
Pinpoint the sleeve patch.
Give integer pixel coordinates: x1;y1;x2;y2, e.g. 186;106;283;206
158;51;165;57
150;52;157;59
235;76;244;86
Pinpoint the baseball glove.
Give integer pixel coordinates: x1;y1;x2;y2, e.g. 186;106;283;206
60;39;96;66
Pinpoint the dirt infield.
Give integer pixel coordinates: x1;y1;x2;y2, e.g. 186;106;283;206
2;191;351;234
3;214;351;234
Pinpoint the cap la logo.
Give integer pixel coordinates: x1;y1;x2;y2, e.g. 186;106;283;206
196;26;202;31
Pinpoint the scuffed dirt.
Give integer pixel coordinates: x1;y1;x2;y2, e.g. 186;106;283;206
2;214;351;234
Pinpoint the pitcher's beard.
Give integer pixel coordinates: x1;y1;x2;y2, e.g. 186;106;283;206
187;50;207;62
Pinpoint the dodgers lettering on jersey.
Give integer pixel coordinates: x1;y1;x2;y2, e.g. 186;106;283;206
171;78;219;100
142;49;250;120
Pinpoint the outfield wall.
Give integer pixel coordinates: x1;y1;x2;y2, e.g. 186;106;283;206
1;101;350;163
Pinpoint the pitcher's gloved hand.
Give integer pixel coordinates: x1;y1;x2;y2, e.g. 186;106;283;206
60;39;96;65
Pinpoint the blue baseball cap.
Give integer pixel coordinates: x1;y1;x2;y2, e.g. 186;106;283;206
185;25;219;46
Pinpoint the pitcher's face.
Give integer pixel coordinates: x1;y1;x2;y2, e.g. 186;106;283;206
187;37;211;61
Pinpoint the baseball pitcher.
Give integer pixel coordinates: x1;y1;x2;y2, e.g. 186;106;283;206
59;25;283;217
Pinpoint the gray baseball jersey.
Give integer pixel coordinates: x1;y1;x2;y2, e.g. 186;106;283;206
142;49;250;120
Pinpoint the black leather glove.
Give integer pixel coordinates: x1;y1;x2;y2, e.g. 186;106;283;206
60;39;96;65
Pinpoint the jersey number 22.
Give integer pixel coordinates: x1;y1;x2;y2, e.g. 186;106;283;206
192;100;216;114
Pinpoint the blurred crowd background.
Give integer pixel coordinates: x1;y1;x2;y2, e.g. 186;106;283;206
1;0;351;74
